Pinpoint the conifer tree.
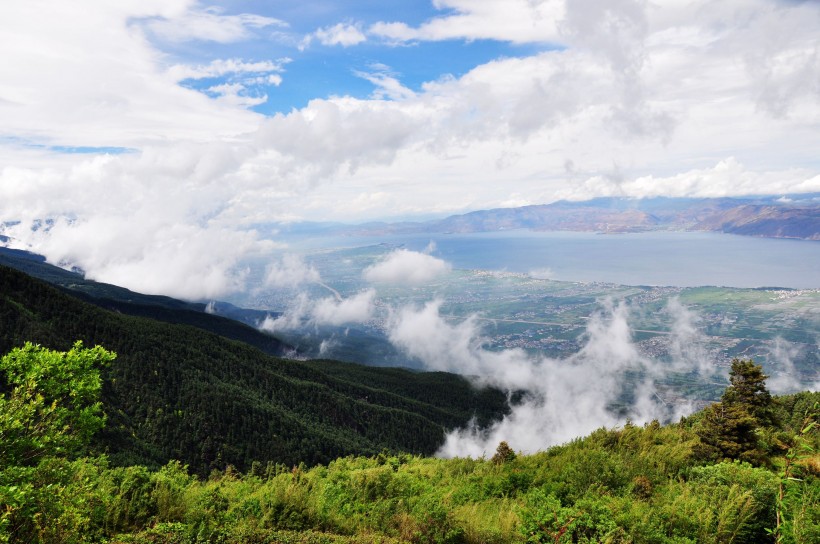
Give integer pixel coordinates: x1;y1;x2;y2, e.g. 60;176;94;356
491;441;516;464
695;358;774;464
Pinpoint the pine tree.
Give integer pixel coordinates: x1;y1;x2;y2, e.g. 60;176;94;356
491;441;516;465
695;359;774;464
723;358;775;427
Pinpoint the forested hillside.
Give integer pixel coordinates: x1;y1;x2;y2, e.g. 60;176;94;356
0;340;817;543
0;265;509;474
0;247;289;356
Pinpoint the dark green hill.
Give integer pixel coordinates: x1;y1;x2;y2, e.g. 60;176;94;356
0;246;289;356
0;265;509;475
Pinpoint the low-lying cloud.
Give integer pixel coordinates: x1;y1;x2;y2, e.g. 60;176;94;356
312;288;376;326
766;337;805;395
387;297;719;457
258;288;376;333
263;254;321;289
363;249;451;285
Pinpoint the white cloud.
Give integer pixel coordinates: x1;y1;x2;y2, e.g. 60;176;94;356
1;0;820;298
168;58;290;81
355;70;416;101
258;293;312;332
664;297;715;377
258;289;376;332
370;0;565;45
555;158;820;202
0;1;262;149
766;337;804;395
142;5;286;44
4;214;259;300
207;83;267;107
387;298;716;456
312;289;377;326
307;23;367;48
363;249;451;285
263;254;321;288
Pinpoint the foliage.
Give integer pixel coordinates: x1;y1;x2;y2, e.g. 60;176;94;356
0;265;508;474
491;442;516;465
1;273;819;543
771;402;820;544
0;342;113;543
0;341;113;464
0;384;817;543
695;359;776;464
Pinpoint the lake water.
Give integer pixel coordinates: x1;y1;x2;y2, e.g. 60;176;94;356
286;230;820;289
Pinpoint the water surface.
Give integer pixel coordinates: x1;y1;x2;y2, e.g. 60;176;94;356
284;230;820;289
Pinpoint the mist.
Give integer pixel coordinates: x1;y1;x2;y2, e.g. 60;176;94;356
387;297;721;457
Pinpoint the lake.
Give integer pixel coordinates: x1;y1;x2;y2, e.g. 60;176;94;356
284;230;820;289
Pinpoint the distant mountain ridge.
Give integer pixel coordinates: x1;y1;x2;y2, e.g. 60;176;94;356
332;195;820;240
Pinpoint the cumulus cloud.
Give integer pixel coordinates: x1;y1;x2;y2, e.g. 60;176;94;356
555;159;820;202
258;292;312;332
263;254;321;289
370;0;565;44
258;289;376;333
2;0;820;299
355;69;416;101
0;1;262;149
303;23;367;49
665;297;715;376
387;297;716;456
363;249;451;285
312;289;377;326
3;214;258;300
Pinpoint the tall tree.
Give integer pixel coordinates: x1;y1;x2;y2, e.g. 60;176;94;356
695;359;774;464
723;358;775;427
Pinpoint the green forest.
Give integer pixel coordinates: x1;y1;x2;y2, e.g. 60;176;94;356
1;264;819;543
0;265;509;473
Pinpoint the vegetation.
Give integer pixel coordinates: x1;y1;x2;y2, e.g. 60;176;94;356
1;340;817;543
1;264;819;542
0;265;508;474
694;358;776;465
0;246;289;356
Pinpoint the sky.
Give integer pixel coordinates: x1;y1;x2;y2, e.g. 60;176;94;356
1;0;820;298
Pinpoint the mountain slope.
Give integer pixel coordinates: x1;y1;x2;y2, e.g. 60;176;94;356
694;204;820;240
0;246;289;356
0;265;509;474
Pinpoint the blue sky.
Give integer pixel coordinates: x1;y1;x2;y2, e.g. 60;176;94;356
146;2;551;113
1;0;819;297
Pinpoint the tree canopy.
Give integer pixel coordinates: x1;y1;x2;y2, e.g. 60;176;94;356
695;358;776;464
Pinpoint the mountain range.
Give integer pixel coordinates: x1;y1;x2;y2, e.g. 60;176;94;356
313;194;820;240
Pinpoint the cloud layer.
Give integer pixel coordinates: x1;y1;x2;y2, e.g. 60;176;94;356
258;288;376;332
1;1;819;298
387;297;720;457
363;249;451;285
